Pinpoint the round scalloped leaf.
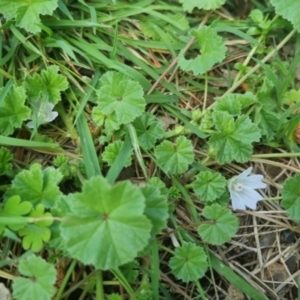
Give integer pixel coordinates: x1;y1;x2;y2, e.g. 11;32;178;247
192;171;226;202
178;27;226;75
60;176;152;270
198;204;239;245
169;242;208;282
270;0;300;32
4;163;63;208
179;0;226;12
132;113;165;150
154;136;194;174
12;255;56;300
282;174;300;220
96;71;146;125
19;204;52;252
141;185;168;235
102;140;132;167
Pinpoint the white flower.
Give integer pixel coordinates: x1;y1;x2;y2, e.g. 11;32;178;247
228;167;267;210
27;101;58;129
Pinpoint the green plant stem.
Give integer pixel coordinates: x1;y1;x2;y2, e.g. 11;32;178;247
96;270;105;300
251;152;300;158
54;259;77;300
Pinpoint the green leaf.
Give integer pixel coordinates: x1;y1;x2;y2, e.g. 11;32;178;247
0;85;31;136
60;176;152;270
141;185;168;235
0;147;13;175
0;0;58;34
214;92;258;115
132;113;165;150
282;174;300;219
179;0;226;12
23;66;68;104
192;171;226;202
4;163;63;208
147;177;169;198
18;204;53;252
209;111;261;164
92;106;120;132
12;255;56;300
256;107;280;141
169;242;208;282
0;196;32;234
198;204;239;245
154;136;194;174
96;71;146;125
102;140;132;167
270;0;300;32
178;27;226;75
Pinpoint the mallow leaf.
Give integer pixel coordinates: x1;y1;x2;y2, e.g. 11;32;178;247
154;136;194;174
12;255;56;300
169;242;208;282
0;0;58;34
178;27;226;75
60;176;152;270
102;140;132;167
0;147;13;176
4;163;63;208
23;66;68;104
198;204;239;245
96;71;146;125
18;204;53;252
192;171;226;202
209;111;261;164
0;85;31;136
270;0;300;32
132;113;165;150
0;195;32;234
282;174;300;220
141;185;169;235
179;0;226;12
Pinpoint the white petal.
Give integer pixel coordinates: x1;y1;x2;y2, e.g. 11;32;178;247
236;167;252;179
26;120;34;129
239;175;266;189
230;189;247;210
239;188;263;209
45;111;58;123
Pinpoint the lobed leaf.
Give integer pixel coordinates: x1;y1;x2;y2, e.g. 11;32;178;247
23;66;68;104
96;71;146;125
60;176;152;270
270;0;300;32
4;163;63;208
154;136;194;174
282;174;300;219
209;111;261;164
18;204;53;252
132;113;165;150
178;27;226;75
0;0;58;34
192;171;226;202
169;242;208;282
0;85;31;136
198;204;239;245
12;255;56;300
142;185;169;235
